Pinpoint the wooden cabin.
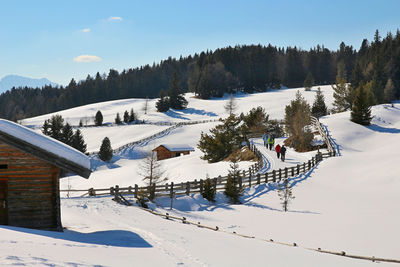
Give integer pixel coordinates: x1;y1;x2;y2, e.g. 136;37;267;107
152;144;195;161
0;119;91;231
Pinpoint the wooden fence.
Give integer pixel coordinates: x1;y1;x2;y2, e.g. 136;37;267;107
65;116;336;199
88;119;218;155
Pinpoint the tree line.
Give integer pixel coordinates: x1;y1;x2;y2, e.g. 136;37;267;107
1;29;399;121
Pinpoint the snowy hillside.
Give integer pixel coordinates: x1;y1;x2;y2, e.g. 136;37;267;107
2;86;400;266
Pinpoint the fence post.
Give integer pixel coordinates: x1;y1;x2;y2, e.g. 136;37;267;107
273;170;276;183
213;178;218;192
88;188;95;196
239;176;243;189
249;167;252;177
186;181;190;196
308;160;311;170
200;179;204;194
264;173;268;183
128;186;132;194
110;186;115;196
257;173;261;185
297;164;300;175
303;162;306;172
170;182;174;198
242;170;246;178
285;167;288;178
194;179;197;191
248;173;252;187
134;184;138;198
279;169;282;180
291;167;294;177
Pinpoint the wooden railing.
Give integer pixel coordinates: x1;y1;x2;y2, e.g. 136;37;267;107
66;116;336;200
88;119;218;155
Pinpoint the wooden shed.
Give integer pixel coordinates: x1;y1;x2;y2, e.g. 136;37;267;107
152;144;195;161
0;119;91;231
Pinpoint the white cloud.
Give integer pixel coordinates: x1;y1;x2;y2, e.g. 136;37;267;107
81;28;91;33
108;16;122;21
73;55;102;63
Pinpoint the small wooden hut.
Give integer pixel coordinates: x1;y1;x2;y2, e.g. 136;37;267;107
0;119;91;231
152;144;195;161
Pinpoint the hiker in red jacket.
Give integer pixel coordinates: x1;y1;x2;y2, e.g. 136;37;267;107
275;144;281;159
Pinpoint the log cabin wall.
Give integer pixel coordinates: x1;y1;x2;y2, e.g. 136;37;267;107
154;146;173;161
0;141;62;231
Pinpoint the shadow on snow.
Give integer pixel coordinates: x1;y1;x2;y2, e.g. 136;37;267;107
0;226;152;248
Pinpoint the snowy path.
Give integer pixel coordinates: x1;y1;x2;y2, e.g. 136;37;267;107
251;137;319;174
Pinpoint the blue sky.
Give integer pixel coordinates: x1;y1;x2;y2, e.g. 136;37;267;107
1;0;399;85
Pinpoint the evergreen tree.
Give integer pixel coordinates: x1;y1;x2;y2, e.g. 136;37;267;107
156;90;170;112
115;112;122;124
198;115;244;163
351;83;372;126
284;91;313;151
42;119;51;136
142;97;149;114
224;157;243;204
168;72;188;110
332;61;351;113
71;129;87;153
384;78;396;103
277;179;295;212
99;137;113;162
61;123;74;145
311;87;328;118
49;115;64;140
95;110;103;126
202;176;216;202
303;72;314;91
129;108;136;122
123;110;129;123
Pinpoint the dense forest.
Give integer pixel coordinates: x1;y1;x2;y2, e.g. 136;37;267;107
0;29;399;121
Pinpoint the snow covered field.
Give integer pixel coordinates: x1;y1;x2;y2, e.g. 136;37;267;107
2;86;400;266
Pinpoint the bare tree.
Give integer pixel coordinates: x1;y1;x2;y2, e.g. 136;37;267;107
277;179;295;212
142;97;150;114
224;94;238;115
138;151;166;186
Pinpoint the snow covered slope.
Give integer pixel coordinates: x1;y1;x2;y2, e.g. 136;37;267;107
2;86;399;266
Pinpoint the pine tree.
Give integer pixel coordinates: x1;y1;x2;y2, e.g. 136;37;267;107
115;112;122;124
95;110;103;126
284;91;313;151
49;115;64;140
224;94;238;115
384;78;396;103
277;179;295;212
129;108;136;122
224;157;243;204
143;97;149;114
202;176;216;202
61;123;74;146
156;90;170;112
123;110;129;123
303;72;314;91
71;129;87;153
332;61;351;113
99;137;113;162
42;119;51;136
168;72;188;110
351;83;372;126
311;87;328;118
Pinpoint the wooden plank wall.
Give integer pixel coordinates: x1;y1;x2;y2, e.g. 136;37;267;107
0;141;61;230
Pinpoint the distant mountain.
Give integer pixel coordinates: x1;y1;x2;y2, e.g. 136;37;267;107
0;75;58;94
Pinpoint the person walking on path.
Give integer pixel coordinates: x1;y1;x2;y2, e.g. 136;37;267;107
280;145;287;162
263;132;268;148
268;137;275;150
275;144;281;159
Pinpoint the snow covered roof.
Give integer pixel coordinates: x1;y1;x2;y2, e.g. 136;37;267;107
0;119;91;178
155;144;195;152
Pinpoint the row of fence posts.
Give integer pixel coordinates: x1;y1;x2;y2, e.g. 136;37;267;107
100;152;325;201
